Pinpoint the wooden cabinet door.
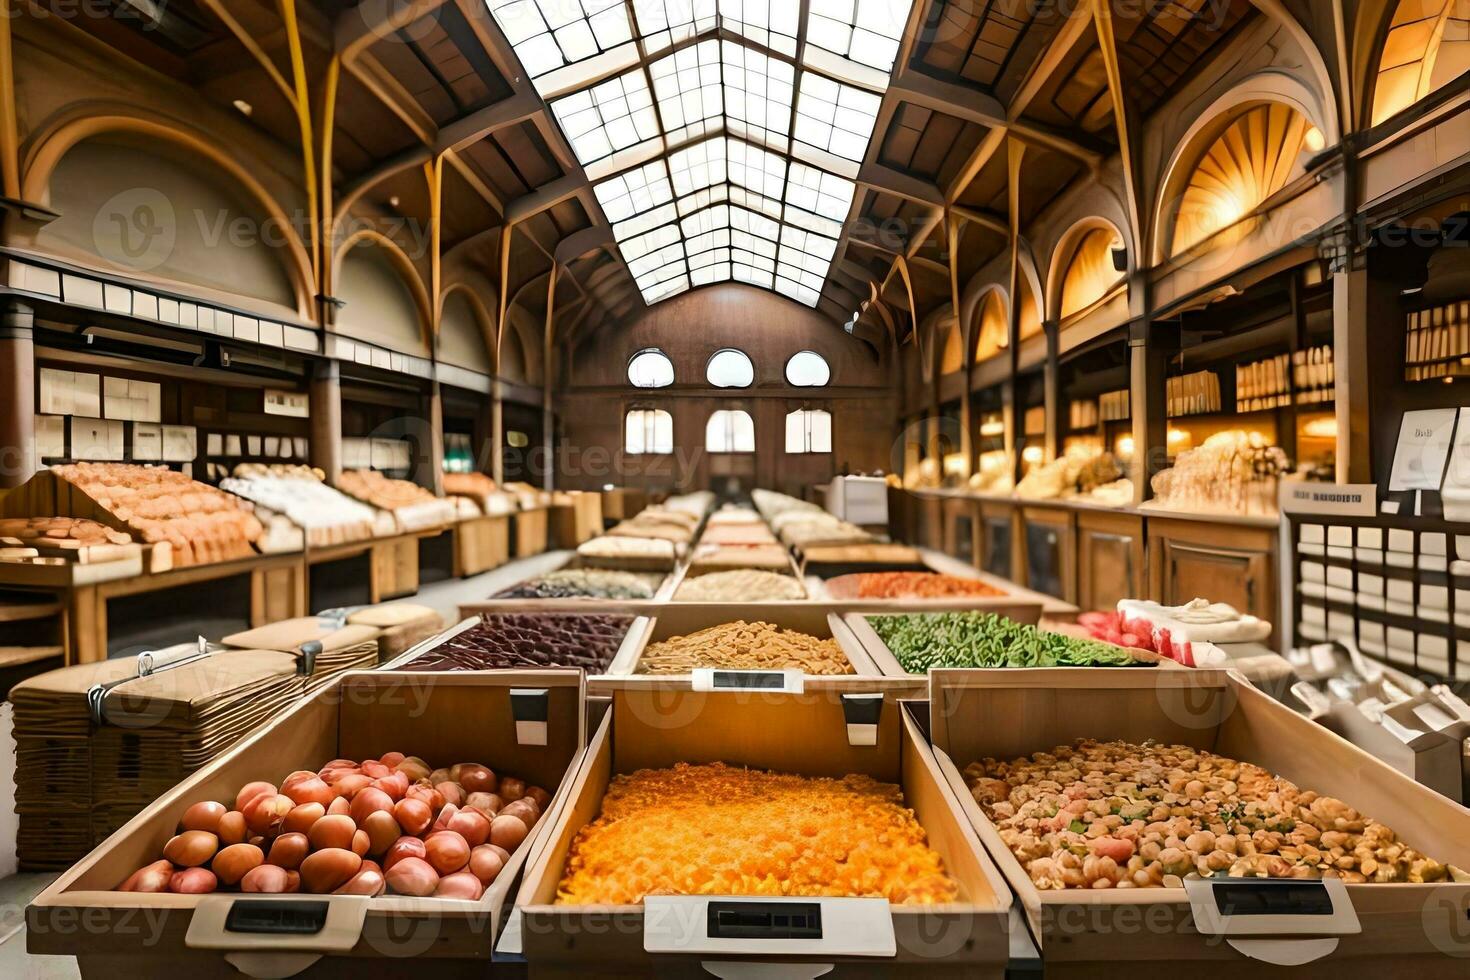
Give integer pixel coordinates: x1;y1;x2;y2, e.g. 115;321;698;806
1021;507;1077;603
1077;512;1145;612
1148;519;1277;627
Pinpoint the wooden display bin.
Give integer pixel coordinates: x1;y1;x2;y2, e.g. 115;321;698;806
370;533;420;600
593;603;897;692
1075;509;1145;613
668;556;806;599
912;490;945;551
548;492;604;548
598;488;646;525
513;682;1014;977
452;513;511;577
514;507;550;559
925;668;1470;976
28;669;589;979
457;555;677;617
842;612;1150;677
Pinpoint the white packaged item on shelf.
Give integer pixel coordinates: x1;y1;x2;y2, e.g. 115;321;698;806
1327;525;1353;548
1326;565;1353;591
1420;584;1449;609
1423;532;1448;556
221;464;378;547
1300;561;1325;583
1358;527;1383;549
1299;524;1324;544
1419;634;1450;675
1300;602;1326;625
1359;571;1385;596
1357;545;1385;565
1388;528;1414;553
1328;611;1355;640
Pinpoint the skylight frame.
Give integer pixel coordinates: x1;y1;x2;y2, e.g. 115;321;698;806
490;0;916;308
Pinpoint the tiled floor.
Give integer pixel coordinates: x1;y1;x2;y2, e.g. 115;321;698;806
0;549;571;976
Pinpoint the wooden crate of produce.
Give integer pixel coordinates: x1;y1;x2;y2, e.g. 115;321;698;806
28;670;589;978
512;682;1013;977
593;603;905;693
926;668;1470;976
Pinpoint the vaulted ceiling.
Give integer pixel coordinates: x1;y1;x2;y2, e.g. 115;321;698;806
56;0;1260;352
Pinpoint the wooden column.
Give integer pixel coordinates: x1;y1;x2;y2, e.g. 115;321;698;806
309;360;342;484
0;0;20;201
947;210;973;479
425;380;445;495
0;300;35;488
1128;319;1168;504
490;381;504;485
1005;137;1025;487
543;262;557;492
1333;254;1372;483
1043;319;1061;462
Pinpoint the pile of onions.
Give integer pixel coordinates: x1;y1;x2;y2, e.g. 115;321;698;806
118;753;550;899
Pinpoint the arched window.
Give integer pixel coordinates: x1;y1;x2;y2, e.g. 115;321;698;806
706;410;755;452
1373;0;1470;126
706;348;754;387
785;350;830;386
1171;103;1311;256
627;348;675;387
625;409;674;454
785;409;832;453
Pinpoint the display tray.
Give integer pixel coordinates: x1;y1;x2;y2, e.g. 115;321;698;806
808;573;1045;622
459;554;676;612
667;559;808;601
926;668;1470;976
386;611;647;678
592;603;906;693
512;683;1013;977
844;613;1159;675
685;542;795;572
797;543;927;578
27;669;588;978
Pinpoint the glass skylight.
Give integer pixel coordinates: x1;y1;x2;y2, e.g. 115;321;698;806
488;0;914;307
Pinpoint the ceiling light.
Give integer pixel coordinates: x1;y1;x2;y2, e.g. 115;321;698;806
233;99;252;116
387;195;401;209
1303;125;1325;153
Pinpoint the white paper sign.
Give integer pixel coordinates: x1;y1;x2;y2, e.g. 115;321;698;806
1389;409;1457;491
1279;482;1378;517
1439;408;1470;521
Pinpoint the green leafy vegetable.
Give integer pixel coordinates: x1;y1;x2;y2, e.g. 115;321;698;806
867;612;1140;673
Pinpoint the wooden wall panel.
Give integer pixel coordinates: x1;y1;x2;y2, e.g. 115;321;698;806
556;284;899;496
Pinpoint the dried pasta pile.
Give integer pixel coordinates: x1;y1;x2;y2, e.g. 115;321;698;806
636;621;852;674
556;762;957;905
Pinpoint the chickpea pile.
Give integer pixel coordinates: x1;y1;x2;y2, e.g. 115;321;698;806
966;739;1457;890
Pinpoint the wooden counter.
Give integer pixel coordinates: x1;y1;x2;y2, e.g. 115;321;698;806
907;489;1282;645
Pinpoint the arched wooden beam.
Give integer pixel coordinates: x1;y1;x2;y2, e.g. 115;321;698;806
20;107;316;318
333;227;436;351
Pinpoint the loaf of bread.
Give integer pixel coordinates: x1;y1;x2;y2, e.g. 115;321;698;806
50;463;262;566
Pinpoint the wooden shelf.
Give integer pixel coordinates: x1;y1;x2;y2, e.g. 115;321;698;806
0;597;63;623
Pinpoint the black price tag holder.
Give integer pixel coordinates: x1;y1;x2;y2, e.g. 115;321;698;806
643;895;894;962
1183;875;1359;966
